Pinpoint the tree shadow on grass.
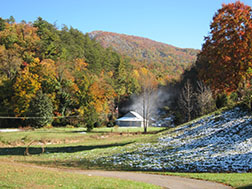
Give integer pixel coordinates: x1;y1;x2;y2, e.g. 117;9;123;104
0;142;133;156
237;184;252;189
36;129;166;134
23;158;149;171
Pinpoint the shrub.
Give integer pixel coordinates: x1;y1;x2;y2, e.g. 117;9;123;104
94;120;102;128
26;91;54;128
216;93;228;109
195;83;216;116
229;92;238;103
241;89;252;111
107;120;114;127
84;106;98;132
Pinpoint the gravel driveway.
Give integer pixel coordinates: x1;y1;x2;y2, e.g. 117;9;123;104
67;169;233;189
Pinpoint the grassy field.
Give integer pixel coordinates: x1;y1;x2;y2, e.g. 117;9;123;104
0;126;164;146
156;172;252;189
0;126;251;188
0;161;160;189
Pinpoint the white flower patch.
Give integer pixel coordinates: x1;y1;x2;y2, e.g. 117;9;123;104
96;107;252;172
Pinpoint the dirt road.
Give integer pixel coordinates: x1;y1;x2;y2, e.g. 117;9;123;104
66;169;233;189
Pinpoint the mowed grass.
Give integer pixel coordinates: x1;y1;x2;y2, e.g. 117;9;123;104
0;126;165;146
0;127;163;171
0;161;160;189
158;172;252;189
0;127;251;188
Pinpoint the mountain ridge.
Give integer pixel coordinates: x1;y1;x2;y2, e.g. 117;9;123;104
89;30;199;51
89;31;200;81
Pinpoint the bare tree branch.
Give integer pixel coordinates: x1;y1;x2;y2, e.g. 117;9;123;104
179;80;194;122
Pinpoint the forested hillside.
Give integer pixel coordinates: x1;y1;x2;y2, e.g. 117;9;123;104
89;31;199;82
0;17;153;129
1;1;251;130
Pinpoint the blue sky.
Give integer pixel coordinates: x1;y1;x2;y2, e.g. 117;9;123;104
2;0;252;49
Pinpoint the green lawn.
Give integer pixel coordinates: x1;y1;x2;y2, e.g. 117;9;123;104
157;172;252;189
0;127;251;189
0;161;160;189
0;126;164;146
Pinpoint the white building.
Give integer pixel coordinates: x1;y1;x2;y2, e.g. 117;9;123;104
116;111;146;127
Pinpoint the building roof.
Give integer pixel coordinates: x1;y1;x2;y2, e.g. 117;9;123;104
116;111;144;122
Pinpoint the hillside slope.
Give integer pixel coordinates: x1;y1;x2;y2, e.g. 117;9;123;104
96;107;252;172
89;31;199;80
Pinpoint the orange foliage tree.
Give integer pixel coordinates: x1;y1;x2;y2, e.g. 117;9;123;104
89;72;115;115
197;1;252;94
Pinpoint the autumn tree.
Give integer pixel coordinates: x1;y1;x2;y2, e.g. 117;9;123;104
12;65;41;116
14;23;40;62
0;20;40;82
197;1;252;94
89;73;115;116
0;46;22;79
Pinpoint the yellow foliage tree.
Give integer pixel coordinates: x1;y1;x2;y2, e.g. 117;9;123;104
12;66;41;116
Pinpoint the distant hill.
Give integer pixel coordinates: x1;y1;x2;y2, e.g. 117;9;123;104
89;31;200;81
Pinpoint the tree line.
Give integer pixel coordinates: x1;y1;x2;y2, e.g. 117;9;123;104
1;1;251;130
0;17;158;129
168;1;252;124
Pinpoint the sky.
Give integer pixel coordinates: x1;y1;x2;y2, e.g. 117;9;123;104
1;0;252;49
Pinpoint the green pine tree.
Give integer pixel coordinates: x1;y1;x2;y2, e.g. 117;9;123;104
27;91;54;128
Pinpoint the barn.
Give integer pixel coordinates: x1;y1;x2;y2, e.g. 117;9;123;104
115;111;145;127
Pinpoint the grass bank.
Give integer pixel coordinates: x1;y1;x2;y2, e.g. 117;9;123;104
0;161;160;189
155;172;252;189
